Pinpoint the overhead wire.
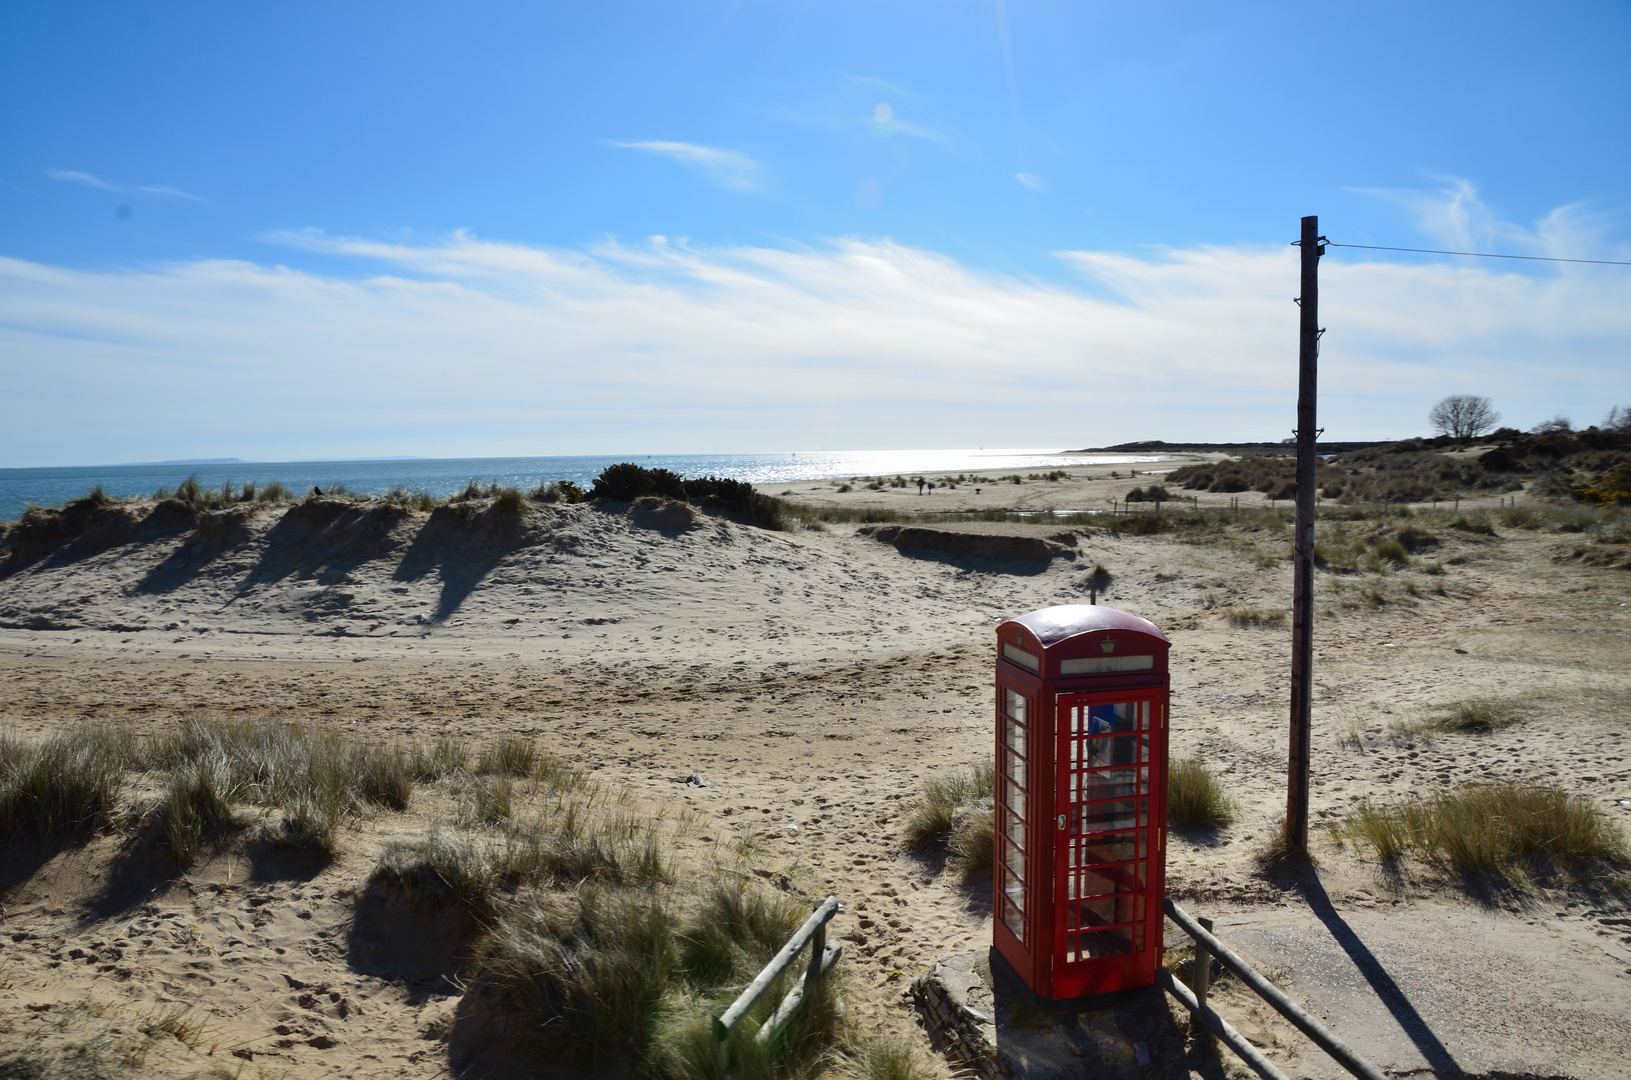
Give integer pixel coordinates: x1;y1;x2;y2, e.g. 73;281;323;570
1320;242;1631;267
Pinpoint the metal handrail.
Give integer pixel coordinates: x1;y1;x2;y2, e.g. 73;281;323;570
1163;898;1387;1080
713;895;844;1069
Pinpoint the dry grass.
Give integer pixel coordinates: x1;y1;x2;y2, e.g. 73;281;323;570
837;1034;950;1080
1339;781;1629;880
1166;758;1235;828
904;759;995;879
1432;696;1524;733
157;753;243;863
368;760;852;1080
148;716;419;855
456;775;515;828
476;736;573;786
479;885;677;1073
0;717;446;861
1218;604;1286;628
0;726;138;844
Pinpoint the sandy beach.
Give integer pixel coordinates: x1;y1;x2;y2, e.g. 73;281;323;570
1;478;1629;1078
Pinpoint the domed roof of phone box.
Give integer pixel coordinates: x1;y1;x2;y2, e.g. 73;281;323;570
1000;604;1169;649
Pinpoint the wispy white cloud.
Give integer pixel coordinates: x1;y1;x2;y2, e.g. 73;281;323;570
1016;173;1045;191
0;230;1625;465
1348;177;1628;263
137;183;209;204
611;140;762;192
47;169;118;190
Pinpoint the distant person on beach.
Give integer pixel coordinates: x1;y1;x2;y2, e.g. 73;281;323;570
926;482;934;493
975;487;981;495
916;478;925;495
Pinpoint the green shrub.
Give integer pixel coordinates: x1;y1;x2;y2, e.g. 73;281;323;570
587;463;787;529
533;480;588;504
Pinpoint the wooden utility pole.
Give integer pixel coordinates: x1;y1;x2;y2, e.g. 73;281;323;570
1286;215;1324;857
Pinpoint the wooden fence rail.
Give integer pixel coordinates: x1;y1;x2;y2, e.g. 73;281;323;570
713;895;843;1071
1162;898;1387;1080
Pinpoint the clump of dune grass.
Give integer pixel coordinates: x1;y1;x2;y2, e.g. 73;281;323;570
379;485;440;512
947;797;995;879
836;1033;950;1080
457;775;515;828
904;760;994;846
1339;781;1629;880
1432;696;1523;733
157;753;242;863
904;760;995;881
480;886;677;1073
1218;605;1286;629
0;727;138;845
1167;758;1235;828
675;879;809;988
407;737;470;780
477;736;574;787
376;802;669;919
371;770;849;1080
138;1004;209;1051
146;716;424;855
468;866;837;1077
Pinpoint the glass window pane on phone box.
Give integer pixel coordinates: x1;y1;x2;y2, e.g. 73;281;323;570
1085;733;1148;770
1080;768;1148;802
1004;748;1027;787
1003;643;1039;672
1077;925;1143;959
1086;703;1141;735
1076;893;1145;929
1004;717;1028;757
1077;798;1146;834
1002;866;1026;927
1077;861;1144;897
1079;830;1145;865
1004;689;1029;723
1002;896;1026;942
1002;812;1026;851
1004;843;1027;880
1005;785;1027;819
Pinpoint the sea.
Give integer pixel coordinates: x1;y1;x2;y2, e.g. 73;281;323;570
0;448;1166;524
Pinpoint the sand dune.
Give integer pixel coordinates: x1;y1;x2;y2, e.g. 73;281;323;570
2;490;1630;1078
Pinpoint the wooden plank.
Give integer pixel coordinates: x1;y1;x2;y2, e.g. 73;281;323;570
1158;968;1290;1080
714;895;842;1042
755;941;843;1045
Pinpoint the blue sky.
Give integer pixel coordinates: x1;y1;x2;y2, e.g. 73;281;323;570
2;1;1629;465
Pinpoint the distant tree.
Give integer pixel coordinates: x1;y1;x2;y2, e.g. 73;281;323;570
1428;395;1500;439
1531;414;1573;434
1604;405;1631;432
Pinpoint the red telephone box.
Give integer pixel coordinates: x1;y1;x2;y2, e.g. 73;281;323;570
991;604;1170;1004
